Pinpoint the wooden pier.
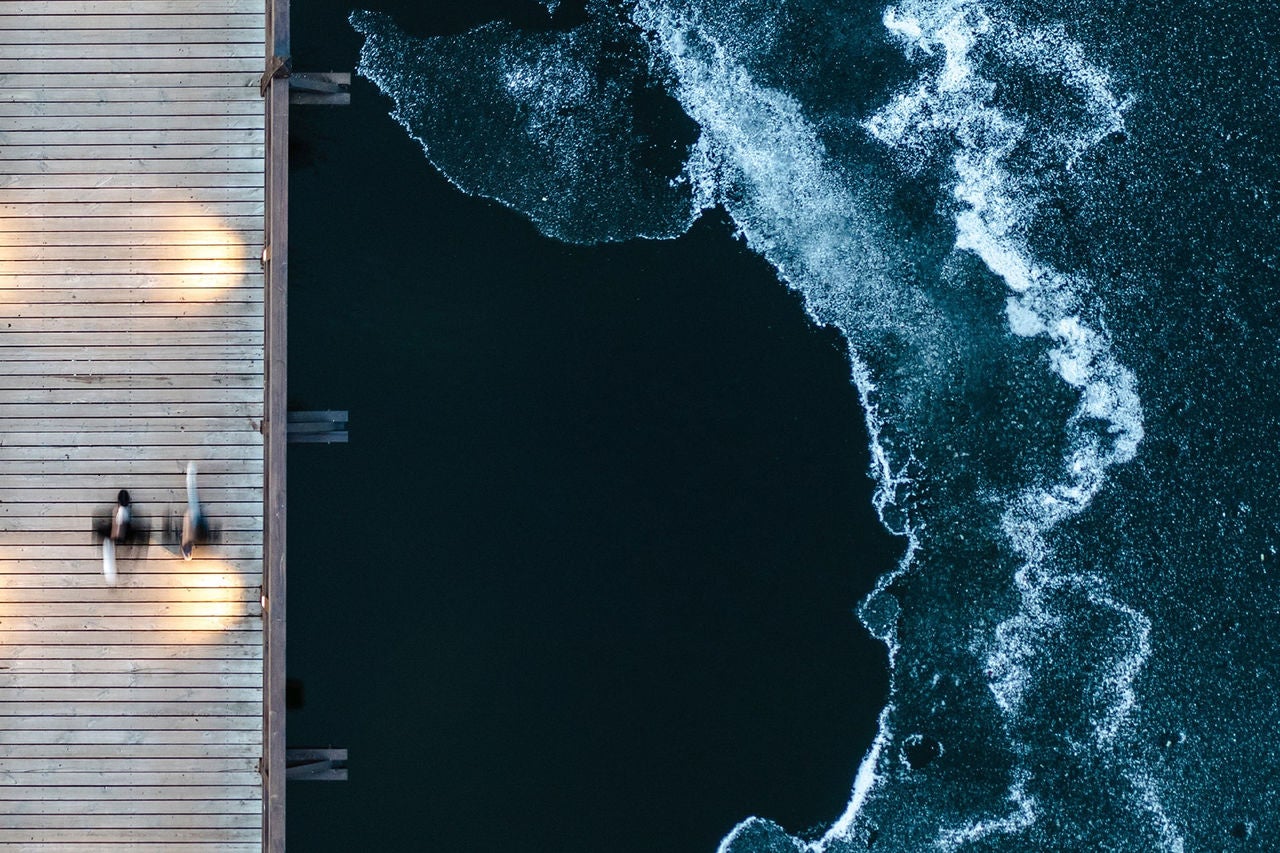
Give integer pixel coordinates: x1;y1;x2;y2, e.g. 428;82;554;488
0;0;288;849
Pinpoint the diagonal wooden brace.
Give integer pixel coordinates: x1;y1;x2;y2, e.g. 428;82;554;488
261;55;293;97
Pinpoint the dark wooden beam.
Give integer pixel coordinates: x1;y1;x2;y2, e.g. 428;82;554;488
290;72;351;106
263;0;290;848
287;410;349;443
285;748;349;782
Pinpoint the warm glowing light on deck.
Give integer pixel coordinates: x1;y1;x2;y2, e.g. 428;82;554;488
0;206;257;297
168;209;256;294
153;558;262;639
0;551;260;640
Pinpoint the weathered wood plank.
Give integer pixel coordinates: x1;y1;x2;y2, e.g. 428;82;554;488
0;27;262;46
0;407;262;424
0;555;257;575
0;133;263;155
0;783;261;799
0;346;263;362
0;12;261;30
0;373;262;394
0;546;264;563
0;716;261;735
0;142;261;161
0;1;263;15
0;456;262;474
0;795;260;814
0;420;262;438
0;215;264;232
0;87;262;105
0;58;261;75
0;587;260;604
6;116;264;134
0;155;262;172
0;43;262;60
0;674;263;691
0;502;262;522
0;291;262;308
2;814;260;831
0;754;260;772
1;809;261;824
0;687;262;704
0;573;262;588
0;727;262;745
0;828;264;845
0;305;263;324
2;187;264;206
0;703;261;718
0;202;265;220
1;643;262;661
0;280;263;297
0;444;263;462
0;428;261;444
0;104;262;124
0;622;262;641
0;170;263;189
0;320;262;338
0;74;260;91
0;653;261;670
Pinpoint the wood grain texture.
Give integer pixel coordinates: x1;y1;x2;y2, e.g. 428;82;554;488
0;7;269;848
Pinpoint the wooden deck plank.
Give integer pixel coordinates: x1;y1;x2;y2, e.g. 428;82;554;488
0;215;264;231
0;630;263;645
0;687;262;703
2;187;265;205
2;814;259;829
0;673;263;689
0;172;264;190
0;456;263;474
0;58;261;74
0;130;264;148
0;74;260;91
0;308;264;325
0;588;261;605
0;1;263;15
0;28;262;46
0;727;262;744
0;89;262;106
0;284;261;299
1;643;262;661
0;157;262;173
0;824;261;840
0;261;263;278
0;796;260;814
0;14;262;31
0;444;263;461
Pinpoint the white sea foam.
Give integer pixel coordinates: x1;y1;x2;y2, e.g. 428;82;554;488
865;2;1177;847
640;0;1170;846
937;770;1038;849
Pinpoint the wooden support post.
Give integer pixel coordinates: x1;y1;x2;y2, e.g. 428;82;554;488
285;748;350;782
287;410;350;444
290;72;352;106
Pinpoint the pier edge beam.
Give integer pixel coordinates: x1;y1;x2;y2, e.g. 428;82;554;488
263;0;291;849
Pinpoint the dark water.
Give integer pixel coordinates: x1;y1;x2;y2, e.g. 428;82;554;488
285;3;902;851
333;1;1280;850
288;0;1280;849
